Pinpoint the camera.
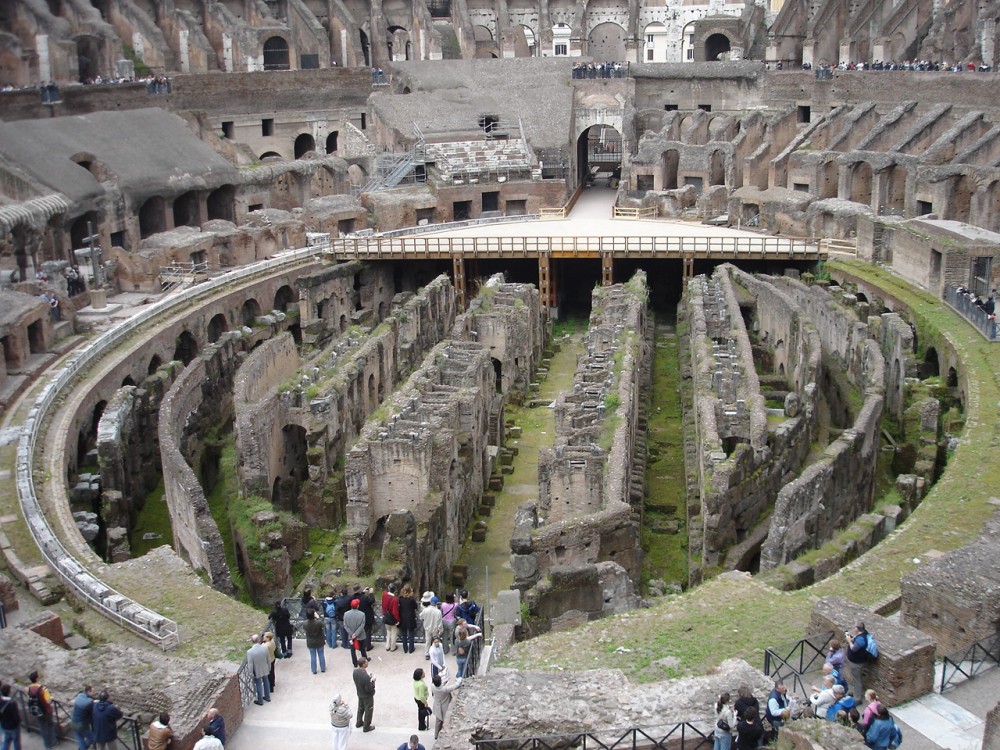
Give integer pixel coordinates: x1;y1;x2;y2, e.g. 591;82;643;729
844;631;851;638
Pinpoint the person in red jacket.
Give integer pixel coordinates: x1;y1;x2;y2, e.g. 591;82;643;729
381;583;401;652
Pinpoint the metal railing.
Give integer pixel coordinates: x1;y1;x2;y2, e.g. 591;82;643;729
473;722;712;750
763;631;834;699
14;690;143;750
939;631;1000;693
324;234;825;261
945;287;998;341
16;245;322;649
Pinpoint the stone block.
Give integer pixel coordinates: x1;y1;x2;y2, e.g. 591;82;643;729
493;589;522;626
810;596;935;706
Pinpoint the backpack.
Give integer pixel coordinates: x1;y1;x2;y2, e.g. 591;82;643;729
890;720;903;748
27;686;45;717
324;600;337;618
865;632;879;661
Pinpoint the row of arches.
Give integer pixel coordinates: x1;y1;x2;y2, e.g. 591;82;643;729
137;186;236;239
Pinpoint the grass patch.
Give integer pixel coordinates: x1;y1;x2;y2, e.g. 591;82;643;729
130;480;172;557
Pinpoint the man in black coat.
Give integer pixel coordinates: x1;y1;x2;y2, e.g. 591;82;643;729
352;657;376;732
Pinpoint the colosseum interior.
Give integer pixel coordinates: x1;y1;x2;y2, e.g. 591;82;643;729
2;0;1000;748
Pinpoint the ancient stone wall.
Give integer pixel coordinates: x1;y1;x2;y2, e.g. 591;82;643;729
159;334;253;593
900;511;1000;655
512;275;648;594
96;363;182;561
344;340;495;589
759;276;885;569
810;596;935;706
985;701;1000;750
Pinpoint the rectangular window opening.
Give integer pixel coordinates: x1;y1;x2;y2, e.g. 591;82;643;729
797;105;811;123
222;121;234;139
261;118;274;137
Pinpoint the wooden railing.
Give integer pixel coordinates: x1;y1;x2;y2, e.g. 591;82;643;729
613;205;658;220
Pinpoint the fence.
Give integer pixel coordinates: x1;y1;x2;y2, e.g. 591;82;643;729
939;631;1000;693
473;722;713;750
613;206;658;220
14;689;143;750
763;631;834;699
945;287;998;341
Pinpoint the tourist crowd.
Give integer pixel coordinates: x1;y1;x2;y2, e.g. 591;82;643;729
796;60;993;77
572;61;630;79
712;623;901;749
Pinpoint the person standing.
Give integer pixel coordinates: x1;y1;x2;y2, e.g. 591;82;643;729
0;683;21;750
352;657;376;732
344;598;369;667
428;637;446;679
270;600;294;657
93;691;124;750
734;707;763;750
70;685;95;750
147;713;173;750
440;594;458;654
398;585;418;655
263;632;277;692
359;586;376;651
305;608;327;674
845;622;871;699
713;692;734;750
419;594;443;660
323;592;338;649
204;709;225;746
328;693;352;750
247;634;272;704
412;669;430;731
27;672;56;750
764;682;791;731
430;674;461;739
382;584;400;652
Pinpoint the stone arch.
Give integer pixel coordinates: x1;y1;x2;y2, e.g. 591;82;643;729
378;300;387;320
273;284;295;312
921;347;940;379
359;29;371;67
242;298;262;326
850;161;873;206
704;33;731;62
709;150;725;186
77;399;107;469
576;124;623;186
643;22;667;63
138;196;167;239
947;366;958;388
820;159;839;199
587;21;626;61
662;149;679;190
367;372;376;410
69;211;101;254
207;185;236;222
263;36;291;70
347;164;367;188
75;34;103;82
518;25;536;57
122;375;136;387
473;26;497;58
173;190;200;228
340;313;348;332
294;133;316;159
173;330;198;366
260;151;283;161
325;132;339;154
207;312;228;343
386;25;411;61
147;354;162;374
882;165;906;213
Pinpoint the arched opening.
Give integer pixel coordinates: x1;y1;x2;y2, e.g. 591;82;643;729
172;330;199;366
207;312;228;343
387;25;410;61
339;313;348;332
294;133;316;159
576;124;622;187
273;285;295;312
643;22;667;62
70;212;101;253
207;185;236;222
172;190;200;228
587;22;626;61
491;357;502;393
947;367;958;388
367;372;376;411
274;424;309;512
263;36;290;71
378;301;387;320
122;376;136;388
921;347;940;379
325;132;339;154
347;164;367;188
241;298;262;327
147;354;163;375
850;161;873;206
138;196;166;239
882;165;906;213
359;30;371;67
949;175;976;223
76;35;102;82
518;25;536;57
260;151;283;160
76;399;107;471
662;150;679;190
473;25;495;58
820;160;839;199
709;150;725;186
704;33;731;61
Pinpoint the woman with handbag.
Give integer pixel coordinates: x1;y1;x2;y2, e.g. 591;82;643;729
714;692;735;750
413;669;431;731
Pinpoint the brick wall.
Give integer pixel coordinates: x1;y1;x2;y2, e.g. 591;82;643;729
810;596;935;706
